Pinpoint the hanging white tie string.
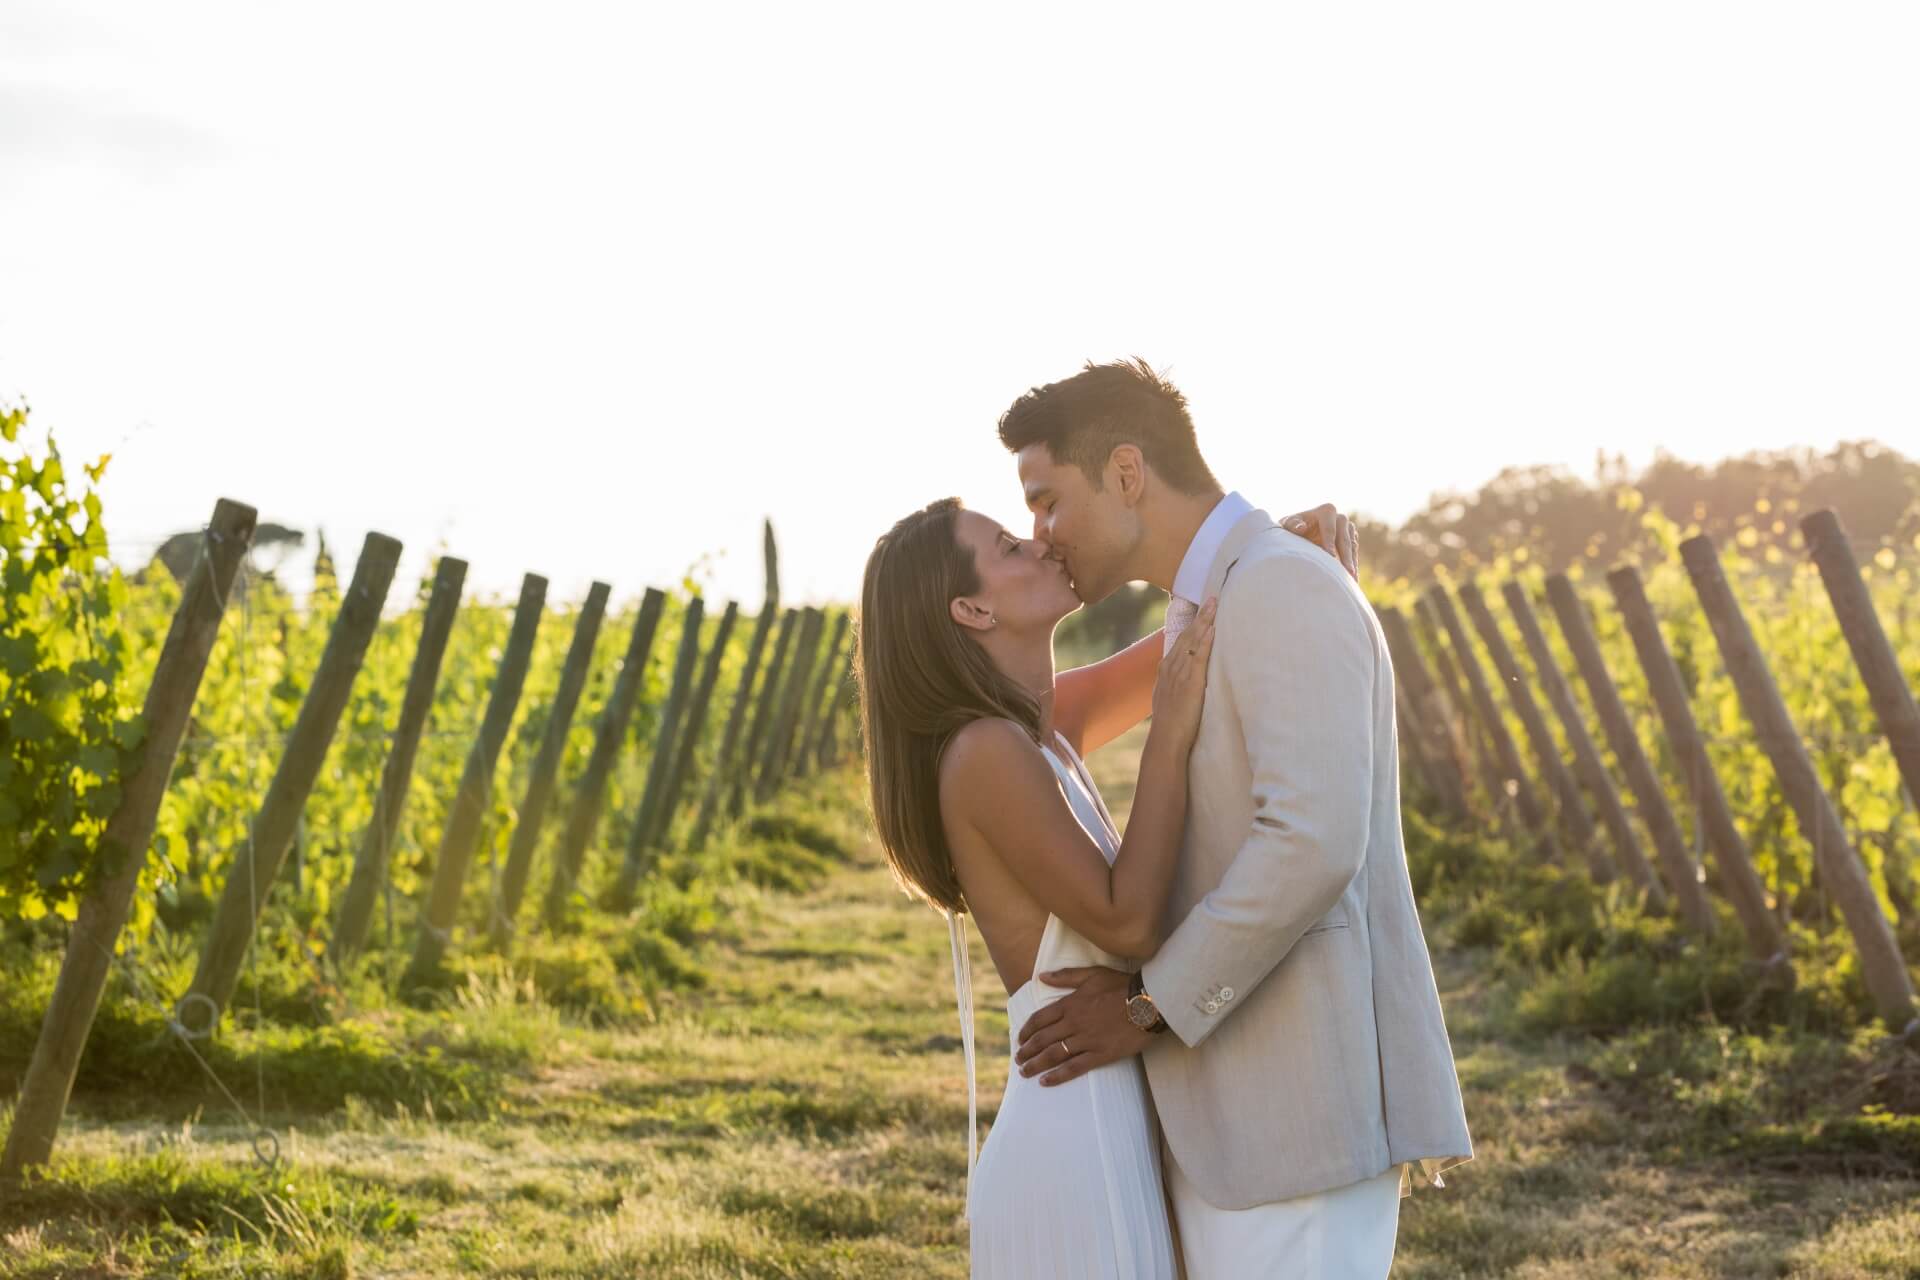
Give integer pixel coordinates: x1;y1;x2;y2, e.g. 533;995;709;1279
946;907;977;1222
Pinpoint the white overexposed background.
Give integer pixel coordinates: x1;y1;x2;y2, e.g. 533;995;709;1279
3;2;1915;607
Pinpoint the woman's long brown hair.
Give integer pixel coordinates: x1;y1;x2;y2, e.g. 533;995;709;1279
855;498;1044;914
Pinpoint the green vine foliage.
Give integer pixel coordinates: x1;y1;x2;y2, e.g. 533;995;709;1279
0;402;146;922
1373;487;1920;975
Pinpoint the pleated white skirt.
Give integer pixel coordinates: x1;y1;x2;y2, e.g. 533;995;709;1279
967;977;1181;1279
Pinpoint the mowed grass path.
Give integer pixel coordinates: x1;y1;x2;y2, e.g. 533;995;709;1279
6;736;1918;1277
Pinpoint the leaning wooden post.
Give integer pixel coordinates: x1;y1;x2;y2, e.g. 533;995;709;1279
402;573;548;990
1;500;256;1180
1500;581;1651;889
542;588;667;927
1390;676;1442;805
1428;585;1552;836
1678;535;1916;1030
1607;566;1782;957
1377;605;1470;821
332;556;468;964
1385;604;1475;819
799;615;851;776
1414;594;1509;820
729;608;800;817
490;581;612;947
652;600;740;847
818;667;855;769
1803;509;1920;805
1542;574;1675;912
756;607;825;802
689;606;779;850
613;596;706;906
184;532;403;1025
1460;582;1601;868
792;611;850;782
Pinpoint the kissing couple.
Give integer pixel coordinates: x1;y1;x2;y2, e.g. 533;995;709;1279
854;359;1473;1278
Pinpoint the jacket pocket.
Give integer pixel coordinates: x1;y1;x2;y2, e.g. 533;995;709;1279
1304;918;1351;938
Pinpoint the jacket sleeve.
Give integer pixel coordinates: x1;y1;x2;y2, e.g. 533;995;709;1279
1140;549;1377;1047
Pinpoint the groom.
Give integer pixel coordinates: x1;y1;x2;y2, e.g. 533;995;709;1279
1004;359;1471;1278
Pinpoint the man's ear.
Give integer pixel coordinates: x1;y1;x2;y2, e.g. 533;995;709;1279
950;595;995;633
1108;444;1147;508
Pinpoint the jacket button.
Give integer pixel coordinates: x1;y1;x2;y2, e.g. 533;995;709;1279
1219;987;1235;1001
1203;1000;1219;1014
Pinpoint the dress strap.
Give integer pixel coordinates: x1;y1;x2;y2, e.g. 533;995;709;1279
1049;731;1121;848
946;908;978;1220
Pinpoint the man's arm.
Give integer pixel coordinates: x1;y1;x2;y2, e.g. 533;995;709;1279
1140;550;1377;1047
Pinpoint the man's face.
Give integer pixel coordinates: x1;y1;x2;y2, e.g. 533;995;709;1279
1016;443;1139;605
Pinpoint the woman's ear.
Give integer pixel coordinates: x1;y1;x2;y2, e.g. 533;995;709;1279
950;595;996;633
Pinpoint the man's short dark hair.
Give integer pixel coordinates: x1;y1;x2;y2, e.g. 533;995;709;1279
996;357;1219;496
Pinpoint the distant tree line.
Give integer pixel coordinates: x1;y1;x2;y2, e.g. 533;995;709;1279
1055;439;1920;661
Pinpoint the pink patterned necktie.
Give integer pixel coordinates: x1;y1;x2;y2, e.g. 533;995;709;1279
1163;594;1199;656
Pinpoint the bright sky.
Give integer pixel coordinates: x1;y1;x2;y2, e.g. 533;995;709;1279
4;3;1916;608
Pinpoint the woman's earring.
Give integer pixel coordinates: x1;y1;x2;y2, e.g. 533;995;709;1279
987;613;997;627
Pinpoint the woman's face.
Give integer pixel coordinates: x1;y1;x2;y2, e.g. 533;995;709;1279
950;509;1081;634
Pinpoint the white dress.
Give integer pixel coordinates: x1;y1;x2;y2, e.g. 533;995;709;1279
948;732;1180;1279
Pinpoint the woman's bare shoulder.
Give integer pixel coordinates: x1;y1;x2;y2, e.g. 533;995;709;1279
939;717;1041;793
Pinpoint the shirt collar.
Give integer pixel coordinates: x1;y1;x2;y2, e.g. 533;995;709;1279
1172;490;1254;604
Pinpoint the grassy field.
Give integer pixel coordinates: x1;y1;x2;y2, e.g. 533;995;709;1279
3;730;1918;1277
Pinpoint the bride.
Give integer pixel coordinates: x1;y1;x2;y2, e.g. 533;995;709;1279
854;496;1341;1277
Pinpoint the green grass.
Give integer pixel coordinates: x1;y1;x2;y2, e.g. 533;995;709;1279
2;744;1917;1277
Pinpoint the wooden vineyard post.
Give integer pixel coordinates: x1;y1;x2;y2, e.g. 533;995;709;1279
1377;605;1470;822
1370;607;1437;806
1607;566;1781;957
1678;535;1915;1030
331;556;469;964
1427;585;1552;838
792;611;850;781
1802;509;1920;805
1390;675;1443;807
2;500;256;1180
755;608;825;803
543;588;666;927
729;608;800;818
1500;581;1651;889
1413;595;1507;819
689;606;780;851
1542;574;1676;912
1459;583;1602;870
613;597;706;907
652;600;740;848
489;581;612;947
402;574;548;990
185;532;403;1025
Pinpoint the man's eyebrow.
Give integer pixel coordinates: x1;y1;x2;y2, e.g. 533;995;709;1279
1022;485;1051;506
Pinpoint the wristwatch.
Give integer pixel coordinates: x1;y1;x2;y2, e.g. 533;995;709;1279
1126;971;1169;1033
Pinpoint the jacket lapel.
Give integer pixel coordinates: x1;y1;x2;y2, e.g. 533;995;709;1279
1201;508;1278;603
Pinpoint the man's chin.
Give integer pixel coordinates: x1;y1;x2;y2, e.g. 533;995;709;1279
1072;576;1116;606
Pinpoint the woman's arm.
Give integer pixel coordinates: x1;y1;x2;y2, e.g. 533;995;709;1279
1054;504;1358;758
944;603;1216;959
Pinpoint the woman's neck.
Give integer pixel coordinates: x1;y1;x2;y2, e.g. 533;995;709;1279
985;631;1057;741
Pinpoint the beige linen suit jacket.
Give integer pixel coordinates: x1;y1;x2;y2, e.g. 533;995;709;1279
1139;509;1472;1210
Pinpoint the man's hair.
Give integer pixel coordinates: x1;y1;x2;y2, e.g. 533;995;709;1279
997;357;1219;496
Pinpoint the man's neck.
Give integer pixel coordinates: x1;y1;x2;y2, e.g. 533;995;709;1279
1135;486;1227;593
